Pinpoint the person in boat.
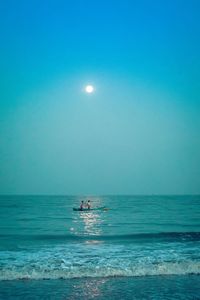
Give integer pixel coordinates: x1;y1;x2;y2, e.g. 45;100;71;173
86;200;91;210
80;200;84;211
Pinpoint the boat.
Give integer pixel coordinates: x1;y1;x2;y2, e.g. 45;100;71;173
73;206;108;211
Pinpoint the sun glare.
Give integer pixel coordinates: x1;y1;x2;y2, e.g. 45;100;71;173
85;85;94;93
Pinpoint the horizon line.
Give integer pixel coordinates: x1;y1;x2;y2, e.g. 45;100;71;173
0;194;199;197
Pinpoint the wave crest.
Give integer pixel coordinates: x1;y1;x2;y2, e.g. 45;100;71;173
1;260;199;281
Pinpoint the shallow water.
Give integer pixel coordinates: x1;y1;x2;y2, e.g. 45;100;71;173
1;275;200;300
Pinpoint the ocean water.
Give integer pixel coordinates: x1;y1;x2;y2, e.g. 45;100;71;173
0;195;200;299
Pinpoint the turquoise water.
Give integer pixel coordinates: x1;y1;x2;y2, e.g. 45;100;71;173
0;195;200;299
1;276;200;300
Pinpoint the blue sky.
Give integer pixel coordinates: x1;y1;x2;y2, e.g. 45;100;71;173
0;0;200;194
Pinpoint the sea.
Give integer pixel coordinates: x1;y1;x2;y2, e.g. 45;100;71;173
0;195;200;300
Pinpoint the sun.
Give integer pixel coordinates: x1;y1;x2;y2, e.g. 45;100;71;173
85;85;94;93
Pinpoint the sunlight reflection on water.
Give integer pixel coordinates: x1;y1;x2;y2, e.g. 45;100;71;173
72;197;105;237
71;277;107;299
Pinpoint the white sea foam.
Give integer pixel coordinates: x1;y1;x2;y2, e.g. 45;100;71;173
1;260;200;281
1;243;200;280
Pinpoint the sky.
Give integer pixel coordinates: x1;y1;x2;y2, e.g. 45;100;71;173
0;0;200;195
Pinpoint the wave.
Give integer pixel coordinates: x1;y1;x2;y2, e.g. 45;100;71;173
1;260;199;281
1;231;200;242
0;237;200;281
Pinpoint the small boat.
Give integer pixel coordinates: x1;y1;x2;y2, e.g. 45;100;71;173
73;206;108;211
